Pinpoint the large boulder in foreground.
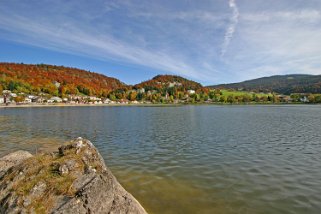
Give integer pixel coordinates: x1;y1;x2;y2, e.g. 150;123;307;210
0;138;147;214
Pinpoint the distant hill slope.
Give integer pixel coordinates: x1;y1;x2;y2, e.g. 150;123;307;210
0;63;126;96
209;74;321;95
135;75;203;91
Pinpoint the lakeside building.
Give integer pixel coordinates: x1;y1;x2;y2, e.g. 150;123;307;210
187;90;195;95
137;88;145;94
47;97;63;103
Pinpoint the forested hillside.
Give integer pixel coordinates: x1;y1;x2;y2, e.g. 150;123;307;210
135;75;203;91
210;74;321;94
0;63;126;97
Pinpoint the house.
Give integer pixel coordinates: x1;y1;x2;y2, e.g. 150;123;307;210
168;82;182;87
24;97;32;103
2;90;11;95
47;97;63;103
147;90;157;96
28;95;37;99
137;88;145;94
54;81;61;88
0;96;4;104
168;83;175;88
300;96;309;103
278;95;292;103
32;96;46;103
10;93;17;98
103;98;111;104
89;96;101;101
68;95;83;103
187;90;195;95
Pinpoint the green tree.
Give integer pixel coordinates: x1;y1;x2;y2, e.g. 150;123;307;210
109;93;116;101
219;96;226;103
308;94;315;103
227;95;235;103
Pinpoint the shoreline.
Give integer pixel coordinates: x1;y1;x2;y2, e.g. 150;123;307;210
0;102;319;108
0;103;184;108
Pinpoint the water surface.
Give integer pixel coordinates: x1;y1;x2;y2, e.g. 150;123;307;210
1;105;320;213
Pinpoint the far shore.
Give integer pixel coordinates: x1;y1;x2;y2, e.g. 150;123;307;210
0;103;183;108
1;102;319;108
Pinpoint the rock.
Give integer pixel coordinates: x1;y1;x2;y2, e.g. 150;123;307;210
0;138;147;214
30;181;47;198
59;164;69;175
0;150;32;177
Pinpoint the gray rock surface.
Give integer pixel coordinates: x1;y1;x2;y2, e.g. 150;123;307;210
0;137;147;214
0;150;33;177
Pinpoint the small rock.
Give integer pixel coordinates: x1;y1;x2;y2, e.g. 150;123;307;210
84;165;96;174
59;164;69;175
30;181;47;198
23;197;32;207
65;160;78;171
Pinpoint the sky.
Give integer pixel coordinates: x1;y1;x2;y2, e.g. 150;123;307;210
0;0;321;85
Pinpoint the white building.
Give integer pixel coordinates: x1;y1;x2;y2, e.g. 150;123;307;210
300;96;309;103
24;98;32;103
54;81;61;88
89;96;101;101
28;95;37;99
47;96;63;103
10;93;17;98
0;96;4;104
168;82;182;87
103;98;111;104
137;88;145;93
187;90;195;95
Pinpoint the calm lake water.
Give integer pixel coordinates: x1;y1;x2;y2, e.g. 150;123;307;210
1;105;321;213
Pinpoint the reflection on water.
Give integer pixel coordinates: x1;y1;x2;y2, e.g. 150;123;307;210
1;105;321;213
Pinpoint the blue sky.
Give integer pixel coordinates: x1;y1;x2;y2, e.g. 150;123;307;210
0;0;321;85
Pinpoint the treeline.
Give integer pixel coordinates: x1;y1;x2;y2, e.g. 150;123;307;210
2;63;321;104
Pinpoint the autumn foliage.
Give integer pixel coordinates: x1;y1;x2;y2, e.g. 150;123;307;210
135;75;203;91
0;63;126;97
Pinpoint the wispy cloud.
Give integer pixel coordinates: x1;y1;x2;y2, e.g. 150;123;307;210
220;0;239;58
242;10;321;23
0;13;216;82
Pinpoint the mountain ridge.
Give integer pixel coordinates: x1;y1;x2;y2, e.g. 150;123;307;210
209;74;321;95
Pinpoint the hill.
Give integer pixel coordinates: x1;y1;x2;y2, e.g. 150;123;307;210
134;75;203;91
209;74;321;95
0;63;126;97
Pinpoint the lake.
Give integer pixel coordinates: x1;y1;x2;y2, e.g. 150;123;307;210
0;105;320;213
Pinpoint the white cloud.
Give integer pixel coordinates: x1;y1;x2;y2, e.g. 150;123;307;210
220;0;239;57
242;10;321;23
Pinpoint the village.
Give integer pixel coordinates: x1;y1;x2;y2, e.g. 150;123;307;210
0;87;317;107
0;89;128;106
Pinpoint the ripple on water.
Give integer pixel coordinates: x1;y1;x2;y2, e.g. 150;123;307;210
1;105;321;213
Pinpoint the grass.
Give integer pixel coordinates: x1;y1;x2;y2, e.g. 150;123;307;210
220;89;272;98
8;146;94;213
11;155;76;212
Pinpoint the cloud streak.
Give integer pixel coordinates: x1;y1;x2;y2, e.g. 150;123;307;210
220;0;239;58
